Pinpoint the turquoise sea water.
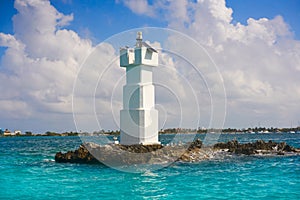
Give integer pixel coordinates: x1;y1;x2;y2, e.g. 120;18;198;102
1;133;300;199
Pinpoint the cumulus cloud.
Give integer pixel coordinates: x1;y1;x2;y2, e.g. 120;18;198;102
0;0;94;131
120;0;156;17
2;0;300;132
121;0;300;128
1;0;198;132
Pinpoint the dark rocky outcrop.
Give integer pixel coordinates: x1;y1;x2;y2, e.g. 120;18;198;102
213;139;297;155
118;144;163;153
55;142;186;165
55;139;300;165
188;139;203;150
55;144;99;164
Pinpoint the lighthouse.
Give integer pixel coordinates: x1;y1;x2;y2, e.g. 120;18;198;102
119;32;160;145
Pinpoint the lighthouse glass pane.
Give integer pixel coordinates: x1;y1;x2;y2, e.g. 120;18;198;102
145;49;153;60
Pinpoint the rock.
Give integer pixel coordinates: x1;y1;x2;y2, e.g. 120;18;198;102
213;139;238;152
188;139;202;150
235;146;255;155
283;144;294;152
180;152;191;162
55;143;168;165
55;139;300;165
213;139;299;155
277;151;285;155
118;144;163;153
55;144;99;164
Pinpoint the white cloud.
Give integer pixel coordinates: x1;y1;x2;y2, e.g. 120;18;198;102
0;0;94;132
121;0;300;128
2;0;202;132
1;0;300;132
121;0;155;17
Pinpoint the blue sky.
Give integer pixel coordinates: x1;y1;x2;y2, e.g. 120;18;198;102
227;0;300;38
0;0;300;132
1;0;299;62
1;0;300;42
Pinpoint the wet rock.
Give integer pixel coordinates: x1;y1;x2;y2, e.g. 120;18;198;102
235;146;255;155
213;139;238;152
188;139;203;150
213;140;298;155
55;139;300;165
180;152;191;162
55;143;176;165
55;144;99;164
118;144;163;153
277;151;285;155
283;144;294;152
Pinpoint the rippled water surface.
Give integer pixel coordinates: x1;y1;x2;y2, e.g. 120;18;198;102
1;134;299;199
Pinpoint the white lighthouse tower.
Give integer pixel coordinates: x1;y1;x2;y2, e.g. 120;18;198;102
119;32;160;145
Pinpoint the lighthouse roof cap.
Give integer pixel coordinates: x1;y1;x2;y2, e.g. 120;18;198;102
135;32;157;53
140;41;157;53
120;42;157;53
121;32;158;53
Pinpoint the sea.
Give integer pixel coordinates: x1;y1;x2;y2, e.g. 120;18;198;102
1;133;299;199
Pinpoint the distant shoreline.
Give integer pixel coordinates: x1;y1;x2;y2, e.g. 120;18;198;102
1;128;300;137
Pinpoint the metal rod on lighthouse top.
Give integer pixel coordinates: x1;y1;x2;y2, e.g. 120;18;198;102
136;31;143;47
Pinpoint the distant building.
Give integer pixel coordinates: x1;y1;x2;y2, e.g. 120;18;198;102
3;129;11;136
14;130;22;135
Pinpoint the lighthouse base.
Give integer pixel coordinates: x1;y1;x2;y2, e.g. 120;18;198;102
120;109;160;145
